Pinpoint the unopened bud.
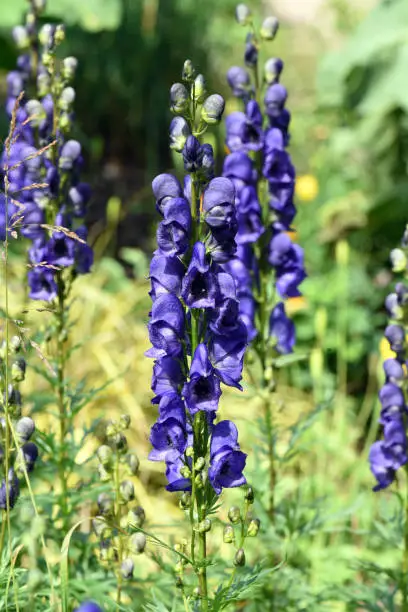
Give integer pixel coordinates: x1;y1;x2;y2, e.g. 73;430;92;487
201;94;225;125
198;518;211;533
235;4;251;25
260;16;279;40
58;87;76;111
192;74;206;103
170;116;190;152
390;248;407;273
185;446;194;457
194;457;205;472
16;417;35;443
55;24;65;44
26;99;46;128
10;336;22;353
223;525;234;544
127;506;145;529
108;432;128;454
234;548;246;567
119;414;131;430
130;532;146;554
182;59;195;81
335;239;349;267
119;480;135;504
170;83;189;114
105;420;118;436
179;492;191;509
92;517;110;538
247;518;260;537
228;506;241;524
245;486;255;504
180;466;191;479
62;56;78;80
264;58;284;84
126;453;139;475
97;445;113;467
12;26;30;49
97;493;114;516
121;558;134;579
97;464;111;482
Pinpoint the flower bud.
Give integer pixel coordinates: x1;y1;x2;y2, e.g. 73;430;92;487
201;94;225;125
59;139;81;171
179;492;191;509
182;59;195;81
264;58;284;85
26;99;46;128
170;117;190;152
108;432;128;453
170;83;189;114
130;532;146;554
16;417;35;443
37;72;51;97
228;506;241;524
97;445;113;468
58;87;76;111
194;473;203;488
92;517;110;538
244;33;258;67
121;558;134;579
39;24;55;48
126;453;139;475
180;466;191;479
105;420;118;436
10;336;22;353
260;16;279;40
223;525;234;544
11;358;26;383
234;548;246;567
194;457;205;472
192;74;206;103
119;480;135;504
62;56;78;80
235;3;251;25
119;414;131;430
245;486;255;504
390;248;407;273
97;493;114;516
335;239;349;267
197;518;211;533
16;442;38;475
12;26;30;49
33;0;47;12
97;464;111;482
55;25;65;44
185;446;194;457
247;518;260;537
128;505;145;529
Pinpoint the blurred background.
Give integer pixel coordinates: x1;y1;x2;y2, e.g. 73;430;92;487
2;0;408;606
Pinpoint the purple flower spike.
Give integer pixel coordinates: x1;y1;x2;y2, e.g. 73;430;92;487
147;294;185;358
156;197;191;256
369;441;396;492
181;242;218;309
149;254;185;301
149;393;187;462
209;421;247;494
203;177;236;231
183;344;221;414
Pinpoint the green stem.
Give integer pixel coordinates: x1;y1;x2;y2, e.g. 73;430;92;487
403;466;408;612
114;452;123;610
0;513;6;557
56;275;69;527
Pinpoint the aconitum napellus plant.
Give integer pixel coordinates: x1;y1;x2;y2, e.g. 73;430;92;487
223;5;306;519
369;234;408;490
147;60;260;608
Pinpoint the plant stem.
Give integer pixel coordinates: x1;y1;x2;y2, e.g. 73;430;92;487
114;451;123;610
403;466;408;612
0;514;6;557
56;274;69;528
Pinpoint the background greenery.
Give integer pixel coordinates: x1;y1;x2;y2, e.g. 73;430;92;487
2;0;408;609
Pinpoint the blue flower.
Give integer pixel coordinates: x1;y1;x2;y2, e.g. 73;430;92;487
147;294;185;359
156;197;191;256
181;242;218;309
149;393;187;462
75;602;103;612
269;302;295;354
183;344;221;414
209;421;247;494
149;254;185;301
28;268;58;302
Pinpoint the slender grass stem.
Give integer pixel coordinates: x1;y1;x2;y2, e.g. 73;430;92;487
402;466;408;612
56;275;69;528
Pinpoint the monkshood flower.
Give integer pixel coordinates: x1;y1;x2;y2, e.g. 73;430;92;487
75;603;103;612
147;62;248;502
223;10;306;363
0;5;93;301
369;231;408;491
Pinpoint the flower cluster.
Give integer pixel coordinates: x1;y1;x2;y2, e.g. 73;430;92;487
1;1;92;302
148;61;247;495
0;336;38;510
369;237;408;490
93;415;145;581
223;6;306;360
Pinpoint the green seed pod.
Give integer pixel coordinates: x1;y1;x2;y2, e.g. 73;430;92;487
234;548;246;567
130;532;146;554
223;525;234;544
127;505;145;530
119;414;131;430
121;558;134;579
170;83;189;114
247;518;260;537
260;16;279;40
390;248;407;273
201;94;225;125
119;479;135;504
235;3;251;25
198;518;211;533
97;445;113;467
126;452;140;475
192;74;207;103
245;486;255;504
182;59;195;82
194;457;205;472
179;492;191;510
97;493;114;516
228;506;241;524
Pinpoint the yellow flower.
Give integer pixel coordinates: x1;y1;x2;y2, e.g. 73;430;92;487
286;296;308;315
379;336;396;361
296;174;319;202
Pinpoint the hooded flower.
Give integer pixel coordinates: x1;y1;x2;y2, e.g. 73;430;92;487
181;242;219;309
183;344;221;414
209;421;247;494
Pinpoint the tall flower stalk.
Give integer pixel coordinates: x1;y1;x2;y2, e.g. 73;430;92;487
369;231;408;610
223;5;306;520
2;0;93;531
148;60;250;608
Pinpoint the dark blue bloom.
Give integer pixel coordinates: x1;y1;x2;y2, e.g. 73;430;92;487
28;268;58;302
149;393;187;462
226;101;263;153
149;254;184;300
244;33;258;67
264;83;288;118
236;185;264;244
209;421;247;494
378;383;406;423
75;603;103;612
268;233;306;298
0;469;20;510
385;324;405;354
269;302;295;354
182;136;204;173
156;197;191;256
151;356;186;402
227;66;251;99
146;294;185;359
369;441;396;492
152;173;183;215
209;330;247;390
181;242;218;309
183;344;221;414
202;177;235;232
383;358;405;385
165;455;192;492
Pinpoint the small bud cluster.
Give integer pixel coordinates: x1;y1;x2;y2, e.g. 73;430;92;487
223;487;259;567
1;2;93;301
93;415;145;581
369;228;408;490
0;336;38;510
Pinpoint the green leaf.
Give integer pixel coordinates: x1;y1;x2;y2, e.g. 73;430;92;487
272;353;308;368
